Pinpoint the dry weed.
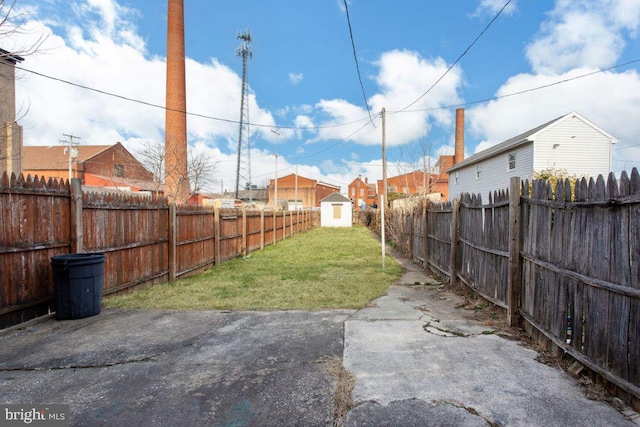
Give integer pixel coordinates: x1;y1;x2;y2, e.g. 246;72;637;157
320;357;356;427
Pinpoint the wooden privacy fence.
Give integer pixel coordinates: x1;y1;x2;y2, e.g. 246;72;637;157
0;174;317;329
358;169;640;404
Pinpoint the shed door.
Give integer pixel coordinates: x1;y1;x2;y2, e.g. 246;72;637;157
332;203;342;219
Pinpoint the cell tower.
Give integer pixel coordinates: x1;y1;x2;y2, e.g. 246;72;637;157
234;30;253;200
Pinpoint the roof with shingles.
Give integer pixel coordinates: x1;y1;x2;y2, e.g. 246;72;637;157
22;145;113;170
320;192;351;203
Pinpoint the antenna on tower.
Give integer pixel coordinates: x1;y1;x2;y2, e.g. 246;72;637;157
234;29;253;200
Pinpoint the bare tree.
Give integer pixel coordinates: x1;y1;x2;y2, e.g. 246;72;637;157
392;138;437;203
188;148;217;195
134;139;165;197
134;138;217;200
0;0;48;56
0;0;49;175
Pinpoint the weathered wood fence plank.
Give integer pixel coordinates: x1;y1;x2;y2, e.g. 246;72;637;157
369;168;640;404
1;174;318;329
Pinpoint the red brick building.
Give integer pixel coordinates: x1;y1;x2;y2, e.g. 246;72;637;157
22;143;156;193
347;176;377;210
269;173;340;209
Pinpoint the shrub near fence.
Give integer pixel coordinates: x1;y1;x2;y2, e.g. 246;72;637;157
361;169;640;408
0;174;318;329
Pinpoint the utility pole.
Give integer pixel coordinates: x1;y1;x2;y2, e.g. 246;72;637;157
271;129;279;210
60;133;80;181
294;165;298;211
381;108;387;269
381;108;388;205
235;30;252;199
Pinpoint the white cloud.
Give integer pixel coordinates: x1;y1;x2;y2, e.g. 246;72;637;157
468;68;640;161
466;0;640;176
474;0;518;16
314;49;464;147
14;0;276;159
526;0;640;74
288;72;303;85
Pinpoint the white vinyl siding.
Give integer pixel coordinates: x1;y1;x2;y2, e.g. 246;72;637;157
533;115;612;177
449;143;534;201
447;113;615;202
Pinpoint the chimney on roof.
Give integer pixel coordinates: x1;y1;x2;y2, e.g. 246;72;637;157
454;108;464;165
365;177;368;184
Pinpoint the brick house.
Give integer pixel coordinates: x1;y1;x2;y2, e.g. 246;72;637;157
347;176;377;210
268;173;340;209
22;143;157;193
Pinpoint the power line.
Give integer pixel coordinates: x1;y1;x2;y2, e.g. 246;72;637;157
14;50;639;139
396;0;513;113
291;113;380;160
342;0;376;127
613;140;640;150
14;65;370;132
392;59;640;114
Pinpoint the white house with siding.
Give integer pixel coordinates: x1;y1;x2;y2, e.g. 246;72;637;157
320;193;353;227
447;112;618;201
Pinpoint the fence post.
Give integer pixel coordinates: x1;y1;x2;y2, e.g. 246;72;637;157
408;207;414;260
273;210;277;245
70;178;83;253
168;203;177;282
214;207;221;266
422;201;429;272
449;198;460;286
282;210;286;240
242;209;247;256
289;210;293;237
260;209;265;250
508;177;522;326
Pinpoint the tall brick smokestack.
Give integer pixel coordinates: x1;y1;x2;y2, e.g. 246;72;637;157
164;0;190;203
454;108;464;165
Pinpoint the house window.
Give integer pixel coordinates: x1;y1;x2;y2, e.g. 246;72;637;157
351;187;355;196
359;188;364;197
508;153;516;170
114;164;125;177
476;164;482;179
455;172;459;185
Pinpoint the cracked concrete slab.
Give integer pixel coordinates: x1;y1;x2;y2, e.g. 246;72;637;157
343;254;635;426
346;399;489;426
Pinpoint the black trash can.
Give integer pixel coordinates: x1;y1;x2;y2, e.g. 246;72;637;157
51;253;106;320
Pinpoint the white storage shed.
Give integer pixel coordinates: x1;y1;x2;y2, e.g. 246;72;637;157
320;193;353;227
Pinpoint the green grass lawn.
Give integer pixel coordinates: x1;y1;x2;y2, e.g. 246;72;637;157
104;226;403;311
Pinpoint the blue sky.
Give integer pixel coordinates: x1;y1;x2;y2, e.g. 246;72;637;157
9;0;640;192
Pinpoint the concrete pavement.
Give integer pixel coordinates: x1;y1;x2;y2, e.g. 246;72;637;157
0;252;637;426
